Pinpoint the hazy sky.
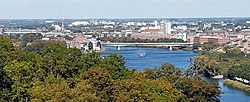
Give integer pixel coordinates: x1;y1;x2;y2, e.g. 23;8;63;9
0;0;249;19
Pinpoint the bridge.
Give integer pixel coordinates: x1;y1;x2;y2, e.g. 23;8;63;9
4;31;41;36
102;42;193;51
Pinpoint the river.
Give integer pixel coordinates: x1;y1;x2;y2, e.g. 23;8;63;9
101;46;250;102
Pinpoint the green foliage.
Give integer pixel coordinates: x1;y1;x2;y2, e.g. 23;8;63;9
0;35;221;102
18;33;43;48
0;65;12;102
4;61;34;102
64;35;73;40
22;33;43;43
191;45;250;79
227;64;250;81
31;76;98;102
201;42;221;51
80;68;115;101
96;53;129;79
224;79;250;93
144;63;182;83
88;41;93;50
23;40;66;52
175;78;220;102
0;35;17;67
0;35;17;101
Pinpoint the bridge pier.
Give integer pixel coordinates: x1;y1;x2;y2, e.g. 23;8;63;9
169;46;173;51
116;46;121;51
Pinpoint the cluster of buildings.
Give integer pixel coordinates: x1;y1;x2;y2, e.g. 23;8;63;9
2;18;250;53
184;20;250;53
66;34;102;51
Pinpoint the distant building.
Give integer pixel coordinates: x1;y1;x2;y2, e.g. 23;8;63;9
46;20;55;23
174;26;188;31
141;29;160;34
127;22;135;26
67;34;102;51
87;37;102;51
131;33;176;40
243;35;250;54
54;25;64;31
161;20;172;34
41;38;50;41
176;33;187;41
0;27;4;34
69;21;90;26
70;34;86;49
193;36;230;44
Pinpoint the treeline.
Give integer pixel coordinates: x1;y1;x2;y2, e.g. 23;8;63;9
227;64;250;82
191;42;250;81
101;37;185;43
0;35;220;102
193;42;221;51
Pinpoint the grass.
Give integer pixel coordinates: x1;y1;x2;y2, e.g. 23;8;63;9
224;79;250;93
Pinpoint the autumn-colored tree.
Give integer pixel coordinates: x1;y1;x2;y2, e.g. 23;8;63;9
175;77;221;102
32;76;98;102
0;35;222;102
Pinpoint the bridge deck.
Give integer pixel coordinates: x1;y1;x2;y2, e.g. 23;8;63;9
102;42;193;46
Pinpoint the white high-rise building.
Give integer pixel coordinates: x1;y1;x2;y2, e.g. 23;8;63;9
0;27;4;34
154;20;159;27
161;20;172;34
176;33;187;41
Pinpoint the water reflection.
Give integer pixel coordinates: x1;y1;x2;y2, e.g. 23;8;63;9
204;78;250;101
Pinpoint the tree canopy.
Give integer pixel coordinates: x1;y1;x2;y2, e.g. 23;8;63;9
0;35;221;102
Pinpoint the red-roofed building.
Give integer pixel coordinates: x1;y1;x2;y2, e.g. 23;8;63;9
70;34;86;49
142;29;160;33
193;36;230;44
131;33;176;40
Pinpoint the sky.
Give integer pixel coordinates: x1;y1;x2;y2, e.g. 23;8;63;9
0;0;250;19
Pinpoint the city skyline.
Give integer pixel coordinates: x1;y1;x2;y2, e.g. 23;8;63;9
0;0;250;19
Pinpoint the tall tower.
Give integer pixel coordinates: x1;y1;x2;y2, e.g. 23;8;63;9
85;13;88;20
61;14;65;32
29;13;32;21
154;20;158;28
161;20;172;34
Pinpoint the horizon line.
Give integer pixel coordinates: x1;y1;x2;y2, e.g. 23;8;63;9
1;16;250;20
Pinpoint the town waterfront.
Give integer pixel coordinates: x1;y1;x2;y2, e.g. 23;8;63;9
101;46;250;102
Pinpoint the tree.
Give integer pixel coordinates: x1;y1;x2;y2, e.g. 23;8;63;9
144;63;182;83
0;65;12;102
201;42;220;51
88;42;93;51
0;35;222;101
80;67;115;101
175;77;221;102
0;35;17;101
22;33;43;44
96;53;129;79
64;35;73;40
31;76;98;102
4;61;34;102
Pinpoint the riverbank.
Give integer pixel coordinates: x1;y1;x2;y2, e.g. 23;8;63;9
82;48;107;54
101;46;250;101
224;79;250;94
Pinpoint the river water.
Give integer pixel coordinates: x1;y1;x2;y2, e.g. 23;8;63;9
101;46;250;102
